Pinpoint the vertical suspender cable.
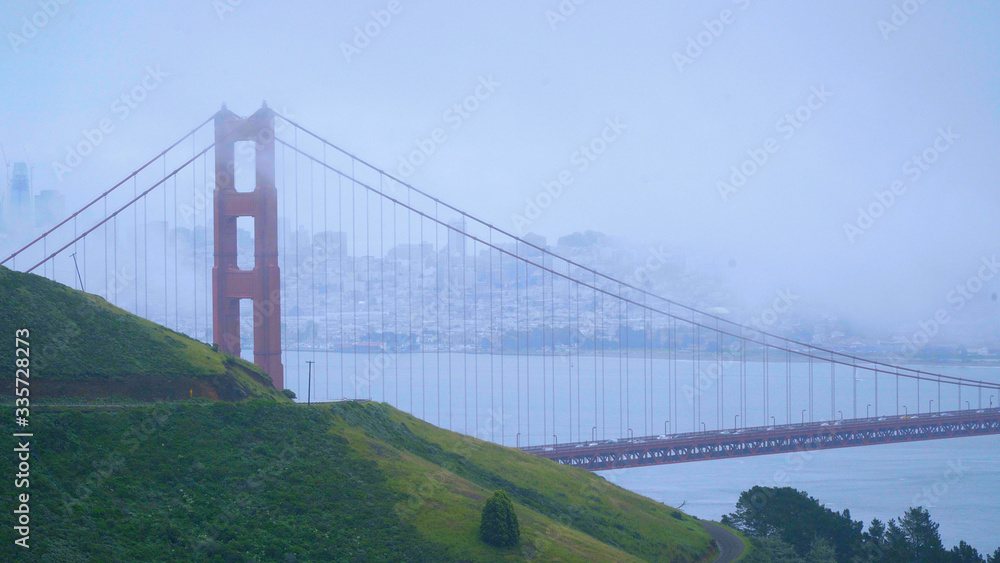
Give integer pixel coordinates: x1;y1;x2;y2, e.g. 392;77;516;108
393;189;399;407
515;240;520;443
406;185;411;411
463;219;468;432
489;230;494;441
473;237;478;433
435;204;441;425
594;272;598;438
339;174;345;400
352;162;358;399
311;160;317;400
379;176;385;404
135;176;139;315
499;246;505;443
420;211;425;417
324;146;330;401
619;288;623;438
552;261;559;441
542;263;547;443
567;265;572;441
295;130;301;392
447;212;453;431
366;165;372;400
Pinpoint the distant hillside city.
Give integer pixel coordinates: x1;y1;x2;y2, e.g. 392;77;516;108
1;162;995;364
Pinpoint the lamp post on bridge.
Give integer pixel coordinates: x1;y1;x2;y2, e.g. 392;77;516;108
965;400;971;410
867;404;872;418
700;422;706;432
663;420;669;436
801;409;807;424
838;410;843;420
929;399;934;413
592;426;597;441
516;433;520;448
902;405;907;415
553;434;558;445
628;428;634;440
770;415;775;427
734;414;740;430
990;395;994;409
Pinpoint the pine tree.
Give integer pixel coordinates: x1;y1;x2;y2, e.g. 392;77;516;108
808;536;837;563
950;540;984;563
899;507;946;560
480;490;520;548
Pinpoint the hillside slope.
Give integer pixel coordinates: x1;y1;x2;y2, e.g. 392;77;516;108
2;402;716;561
0;265;282;400
333;401;715;561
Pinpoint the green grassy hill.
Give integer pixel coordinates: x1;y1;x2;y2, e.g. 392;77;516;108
1;265;724;561
0;265;282;401
2;401;716;561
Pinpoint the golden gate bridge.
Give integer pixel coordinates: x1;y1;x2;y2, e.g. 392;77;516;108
4;104;998;469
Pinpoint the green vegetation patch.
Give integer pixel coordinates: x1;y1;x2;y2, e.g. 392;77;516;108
330;401;713;562
0;266;281;399
0;402;447;561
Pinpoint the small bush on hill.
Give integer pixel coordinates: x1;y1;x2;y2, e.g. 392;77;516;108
480;490;519;548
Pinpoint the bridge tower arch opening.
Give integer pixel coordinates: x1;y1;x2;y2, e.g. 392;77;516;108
212;104;284;389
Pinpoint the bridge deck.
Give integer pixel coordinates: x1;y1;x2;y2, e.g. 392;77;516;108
522;408;1000;471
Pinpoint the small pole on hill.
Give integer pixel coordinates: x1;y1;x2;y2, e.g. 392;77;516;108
70;252;85;291
306;360;314;405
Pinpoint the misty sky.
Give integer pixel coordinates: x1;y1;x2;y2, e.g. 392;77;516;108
3;0;999;332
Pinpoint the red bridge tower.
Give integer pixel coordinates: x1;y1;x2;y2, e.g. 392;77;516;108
212;104;284;389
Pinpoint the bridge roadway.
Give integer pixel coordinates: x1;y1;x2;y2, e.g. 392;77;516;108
522;408;1000;470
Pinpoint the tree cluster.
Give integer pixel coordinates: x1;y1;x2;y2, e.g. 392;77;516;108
480;490;520;548
722;486;999;563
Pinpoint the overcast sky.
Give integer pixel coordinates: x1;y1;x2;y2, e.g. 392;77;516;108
3;0;998;332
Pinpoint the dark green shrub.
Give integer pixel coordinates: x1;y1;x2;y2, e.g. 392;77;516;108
480;490;519;548
281;389;296;399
